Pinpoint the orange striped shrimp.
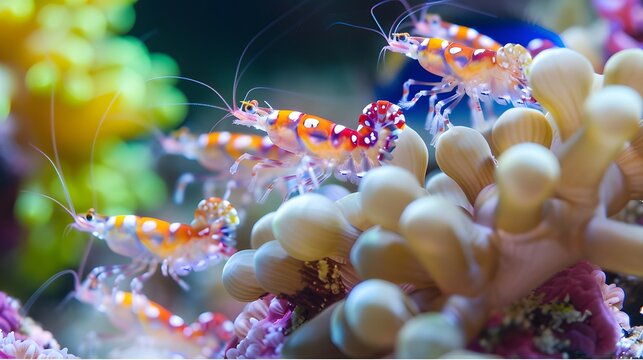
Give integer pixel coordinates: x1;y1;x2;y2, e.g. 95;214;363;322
69;196;239;291
229;99;406;195
33;142;239;292
383;32;533;139
395;0;556;55
161;127;297;203
74;272;233;357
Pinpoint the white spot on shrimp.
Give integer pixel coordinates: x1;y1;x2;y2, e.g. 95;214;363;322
466;28;478;40
106;217;116;230
169;222;181;234
357;124;364;132
474;49;485;56
142;220;157;233
448;25;458;37
234;135;252;149
183;327;194;337
492;56;496;63
145;305;160;318
303;118;320;128
198;312;214;323
528;38;543;49
478;36;494;48
334;125;346;134
198;134;208;148
123;215;137;230
441;40;449;49
362;105;370;114
449;46;462;55
364;120;372;127
114;291;125;304
268;111;278;122
217;131;231;145
351;135;358;144
364;137;371;145
288;111;302;122
169;315;185;327
262;136;273;147
421;38;429;47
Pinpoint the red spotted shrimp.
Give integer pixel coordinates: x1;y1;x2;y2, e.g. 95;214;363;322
229;99;406;195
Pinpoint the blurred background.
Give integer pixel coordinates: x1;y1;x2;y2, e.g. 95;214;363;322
0;0;634;356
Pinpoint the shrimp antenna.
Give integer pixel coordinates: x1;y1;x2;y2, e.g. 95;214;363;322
390;2;442;38
21;269;80;316
243;86;336;105
327;21;387;40
207;113;234;135
235;1;326;94
371;0;400;37
44;83;77;217
376;46;388;71
231;0;311;110
20;190;75;220
29;144;77;218
397;0;420;27
89;91;119;209
149;75;233;112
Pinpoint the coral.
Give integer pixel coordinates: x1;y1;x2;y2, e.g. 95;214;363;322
273;48;643;358
0;0;187;293
226;295;295;359
0;293;20;336
473;262;627;358
0;331;76;359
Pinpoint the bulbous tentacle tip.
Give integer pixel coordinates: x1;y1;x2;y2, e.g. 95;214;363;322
529;48;594;141
358;165;425;232
495;143;559;233
395;312;466;359
435;126;495;205
400;197;494;296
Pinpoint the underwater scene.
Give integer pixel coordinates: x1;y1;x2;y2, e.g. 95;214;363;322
0;0;642;358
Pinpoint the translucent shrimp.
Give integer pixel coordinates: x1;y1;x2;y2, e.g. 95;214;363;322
32;144;239;292
71;196;239;292
160;127;297;204
73;272;233;357
385;33;534;139
229;99;406;196
395;0;556;55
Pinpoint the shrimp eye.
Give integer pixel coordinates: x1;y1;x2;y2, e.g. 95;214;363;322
85;213;93;221
245;105;256;114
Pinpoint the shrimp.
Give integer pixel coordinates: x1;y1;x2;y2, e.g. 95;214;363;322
395;0;556;55
383;32;533;139
70;196;239;292
73;272;233;357
229;99;406;195
160;127;297;204
32;141;239;293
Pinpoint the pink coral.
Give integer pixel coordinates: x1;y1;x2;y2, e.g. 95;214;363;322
0;293;20;336
226;296;295;359
0;332;75;359
536;262;623;357
474;262;627;358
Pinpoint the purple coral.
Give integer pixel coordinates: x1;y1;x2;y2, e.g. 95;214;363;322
537;261;624;357
226;295;295;359
0;332;76;359
0;293;20;336
473;262;627;358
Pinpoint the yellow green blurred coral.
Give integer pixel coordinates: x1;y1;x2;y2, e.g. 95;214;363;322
0;0;186;290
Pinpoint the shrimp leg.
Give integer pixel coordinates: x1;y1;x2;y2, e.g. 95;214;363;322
399;79;456;109
400;79;447;104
